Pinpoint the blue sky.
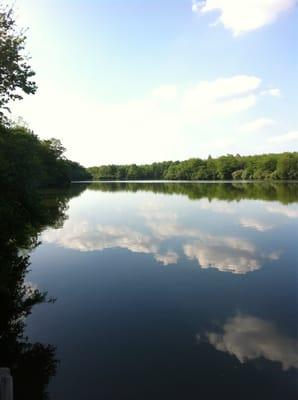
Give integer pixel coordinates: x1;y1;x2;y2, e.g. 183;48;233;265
12;0;298;166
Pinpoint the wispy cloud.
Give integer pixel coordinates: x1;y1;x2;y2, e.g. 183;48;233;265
181;75;261;123
268;130;298;144
240;118;276;133
266;204;298;218
12;74;278;165
151;85;177;102
198;199;235;214
240;217;274;232
192;0;296;36
261;88;281;97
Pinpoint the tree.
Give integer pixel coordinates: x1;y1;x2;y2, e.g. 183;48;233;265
42;138;66;159
0;5;37;120
276;153;298;180
216;155;243;180
127;164;139;180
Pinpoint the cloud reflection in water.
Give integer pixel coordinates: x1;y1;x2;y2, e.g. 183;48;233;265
42;194;282;273
199;314;298;371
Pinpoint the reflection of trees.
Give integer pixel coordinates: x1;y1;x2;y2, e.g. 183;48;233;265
0;184;85;399
87;181;298;204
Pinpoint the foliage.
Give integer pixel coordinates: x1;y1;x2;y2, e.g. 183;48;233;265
88;153;298;182
0;3;91;189
276;153;298;180
0;5;37;120
0;122;92;199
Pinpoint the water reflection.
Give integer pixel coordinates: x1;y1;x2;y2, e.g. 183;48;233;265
239;217;274;231
200;314;298;371
24;182;298;399
41;182;292;274
0;185;85;399
44;219;280;273
266;204;298;218
88;181;298;204
184;238;280;274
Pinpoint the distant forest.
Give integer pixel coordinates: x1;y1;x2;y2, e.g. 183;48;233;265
88;153;298;181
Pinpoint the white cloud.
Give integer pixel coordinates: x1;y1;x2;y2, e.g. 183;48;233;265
155;251;179;265
42;197;281;274
139;201;201;240
42;213;181;266
202;314;298;370
266;205;298;218
267;251;281;260
151;85;177;102
184;237;261;274
261;88;281;97
181;75;261;123
198;199;235;214
11;74;274;165
43;222;159;255
192;0;296;36
183;235;279;274
186;75;261;99
240;118;276;133
268;130;298;144
140;202;277;275
240;218;274;231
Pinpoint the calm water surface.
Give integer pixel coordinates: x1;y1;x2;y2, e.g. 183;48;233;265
25;182;298;399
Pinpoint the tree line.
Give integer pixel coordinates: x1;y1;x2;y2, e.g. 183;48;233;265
88;152;298;181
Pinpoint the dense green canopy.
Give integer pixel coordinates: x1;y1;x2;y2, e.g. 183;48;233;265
0;122;91;198
88;153;298;181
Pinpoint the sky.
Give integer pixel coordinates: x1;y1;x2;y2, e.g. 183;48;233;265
11;0;298;166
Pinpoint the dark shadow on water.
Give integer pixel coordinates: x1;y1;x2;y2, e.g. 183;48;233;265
0;185;85;399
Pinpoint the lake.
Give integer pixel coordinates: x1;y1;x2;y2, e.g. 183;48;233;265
16;182;298;398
